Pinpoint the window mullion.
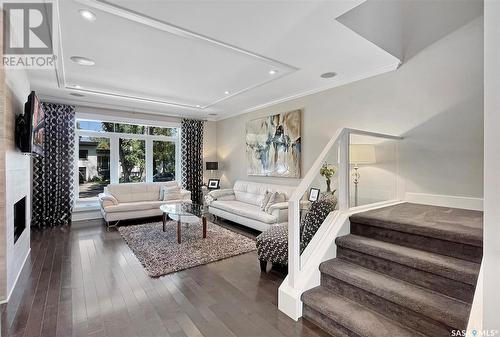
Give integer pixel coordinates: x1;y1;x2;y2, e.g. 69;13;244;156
110;135;119;184
146;139;153;182
74;132;80;201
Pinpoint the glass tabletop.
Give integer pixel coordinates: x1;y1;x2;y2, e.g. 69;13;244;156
160;203;207;217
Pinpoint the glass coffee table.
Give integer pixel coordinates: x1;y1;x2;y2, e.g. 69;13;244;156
160;203;208;244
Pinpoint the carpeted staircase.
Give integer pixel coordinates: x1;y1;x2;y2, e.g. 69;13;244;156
302;202;483;337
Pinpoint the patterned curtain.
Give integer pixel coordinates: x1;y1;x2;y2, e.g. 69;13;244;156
181;119;204;204
32;103;75;230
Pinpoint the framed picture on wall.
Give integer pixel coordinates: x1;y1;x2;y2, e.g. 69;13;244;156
308;188;320;202
208;179;220;190
246;109;302;178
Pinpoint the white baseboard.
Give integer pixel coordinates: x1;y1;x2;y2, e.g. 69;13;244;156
72;209;103;221
72;218;106;228
404;192;483;211
0;248;31;304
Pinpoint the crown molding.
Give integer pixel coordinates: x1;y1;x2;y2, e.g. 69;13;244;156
39;94;217;121
52;0;298;110
49;0;401;121
213;61;400;121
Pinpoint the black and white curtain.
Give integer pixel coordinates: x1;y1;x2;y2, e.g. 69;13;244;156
32;103;76;230
180;119;204;204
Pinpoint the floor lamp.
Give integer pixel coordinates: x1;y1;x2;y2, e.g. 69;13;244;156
349;144;376;207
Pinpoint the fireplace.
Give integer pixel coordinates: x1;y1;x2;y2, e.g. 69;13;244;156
14;197;26;244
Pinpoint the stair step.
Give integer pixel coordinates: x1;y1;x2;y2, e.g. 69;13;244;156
349;203;483;247
351;221;482;263
336;234;479;284
302;287;425;337
320;259;470;332
335;234;479;302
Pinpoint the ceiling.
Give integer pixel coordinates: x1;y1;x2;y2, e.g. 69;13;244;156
30;0;400;120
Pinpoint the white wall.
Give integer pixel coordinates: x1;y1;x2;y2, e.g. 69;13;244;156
4;68;31;301
483;0;500;331
216;17;484;201
76;105;181;126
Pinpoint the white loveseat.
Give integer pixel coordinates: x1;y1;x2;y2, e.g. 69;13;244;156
98;181;191;223
206;180;295;232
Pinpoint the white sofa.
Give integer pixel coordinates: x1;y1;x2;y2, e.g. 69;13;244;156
207;180;295;232
98;181;191;223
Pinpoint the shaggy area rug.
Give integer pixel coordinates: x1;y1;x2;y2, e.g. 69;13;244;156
118;220;256;277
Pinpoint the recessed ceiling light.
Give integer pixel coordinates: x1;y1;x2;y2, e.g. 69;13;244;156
70;56;95;66
224;91;230;95
79;9;96;21
320;72;337;79
196;105;201;108
71;84;82;89
70;92;85;97
269;69;277;75
208;113;218;117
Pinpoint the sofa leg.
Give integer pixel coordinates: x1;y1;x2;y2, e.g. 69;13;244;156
259;259;268;273
106;220;119;229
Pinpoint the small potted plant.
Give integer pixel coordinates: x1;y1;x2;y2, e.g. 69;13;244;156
320;162;336;193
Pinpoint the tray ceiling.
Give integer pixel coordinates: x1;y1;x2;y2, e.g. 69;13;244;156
29;0;400;120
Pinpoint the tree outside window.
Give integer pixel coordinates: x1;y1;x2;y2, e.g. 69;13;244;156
77;120;178;198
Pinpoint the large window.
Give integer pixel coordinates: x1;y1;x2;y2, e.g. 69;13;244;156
76;119;179;199
78;136;110;198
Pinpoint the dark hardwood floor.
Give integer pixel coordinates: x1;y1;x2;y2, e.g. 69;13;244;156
1;218;330;337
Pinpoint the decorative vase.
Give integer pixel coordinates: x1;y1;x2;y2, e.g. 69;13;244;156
326;179;331;193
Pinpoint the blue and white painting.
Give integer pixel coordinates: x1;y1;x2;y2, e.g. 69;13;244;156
246;109;301;178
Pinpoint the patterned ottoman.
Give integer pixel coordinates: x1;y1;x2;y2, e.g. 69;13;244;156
256;223;289;270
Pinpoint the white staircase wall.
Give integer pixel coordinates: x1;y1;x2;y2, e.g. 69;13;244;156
216;16;484;203
337;0;483;62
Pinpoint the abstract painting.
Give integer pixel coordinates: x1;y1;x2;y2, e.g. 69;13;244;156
246;109;301;178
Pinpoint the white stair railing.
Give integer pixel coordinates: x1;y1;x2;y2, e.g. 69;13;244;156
286;128;403;289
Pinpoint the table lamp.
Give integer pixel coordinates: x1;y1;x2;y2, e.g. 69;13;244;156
206;161;219;171
205;162;219;180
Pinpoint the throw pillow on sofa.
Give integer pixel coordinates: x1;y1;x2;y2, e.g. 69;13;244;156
161;185;182;201
264;192;286;213
158;181;179;200
260;191;272;211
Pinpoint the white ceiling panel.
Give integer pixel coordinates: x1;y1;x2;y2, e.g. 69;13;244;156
29;0;401;120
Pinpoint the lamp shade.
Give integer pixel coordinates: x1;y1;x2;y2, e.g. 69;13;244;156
206;161;219;170
349;144;376;164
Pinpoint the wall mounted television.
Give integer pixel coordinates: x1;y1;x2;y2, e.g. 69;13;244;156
15;91;45;156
